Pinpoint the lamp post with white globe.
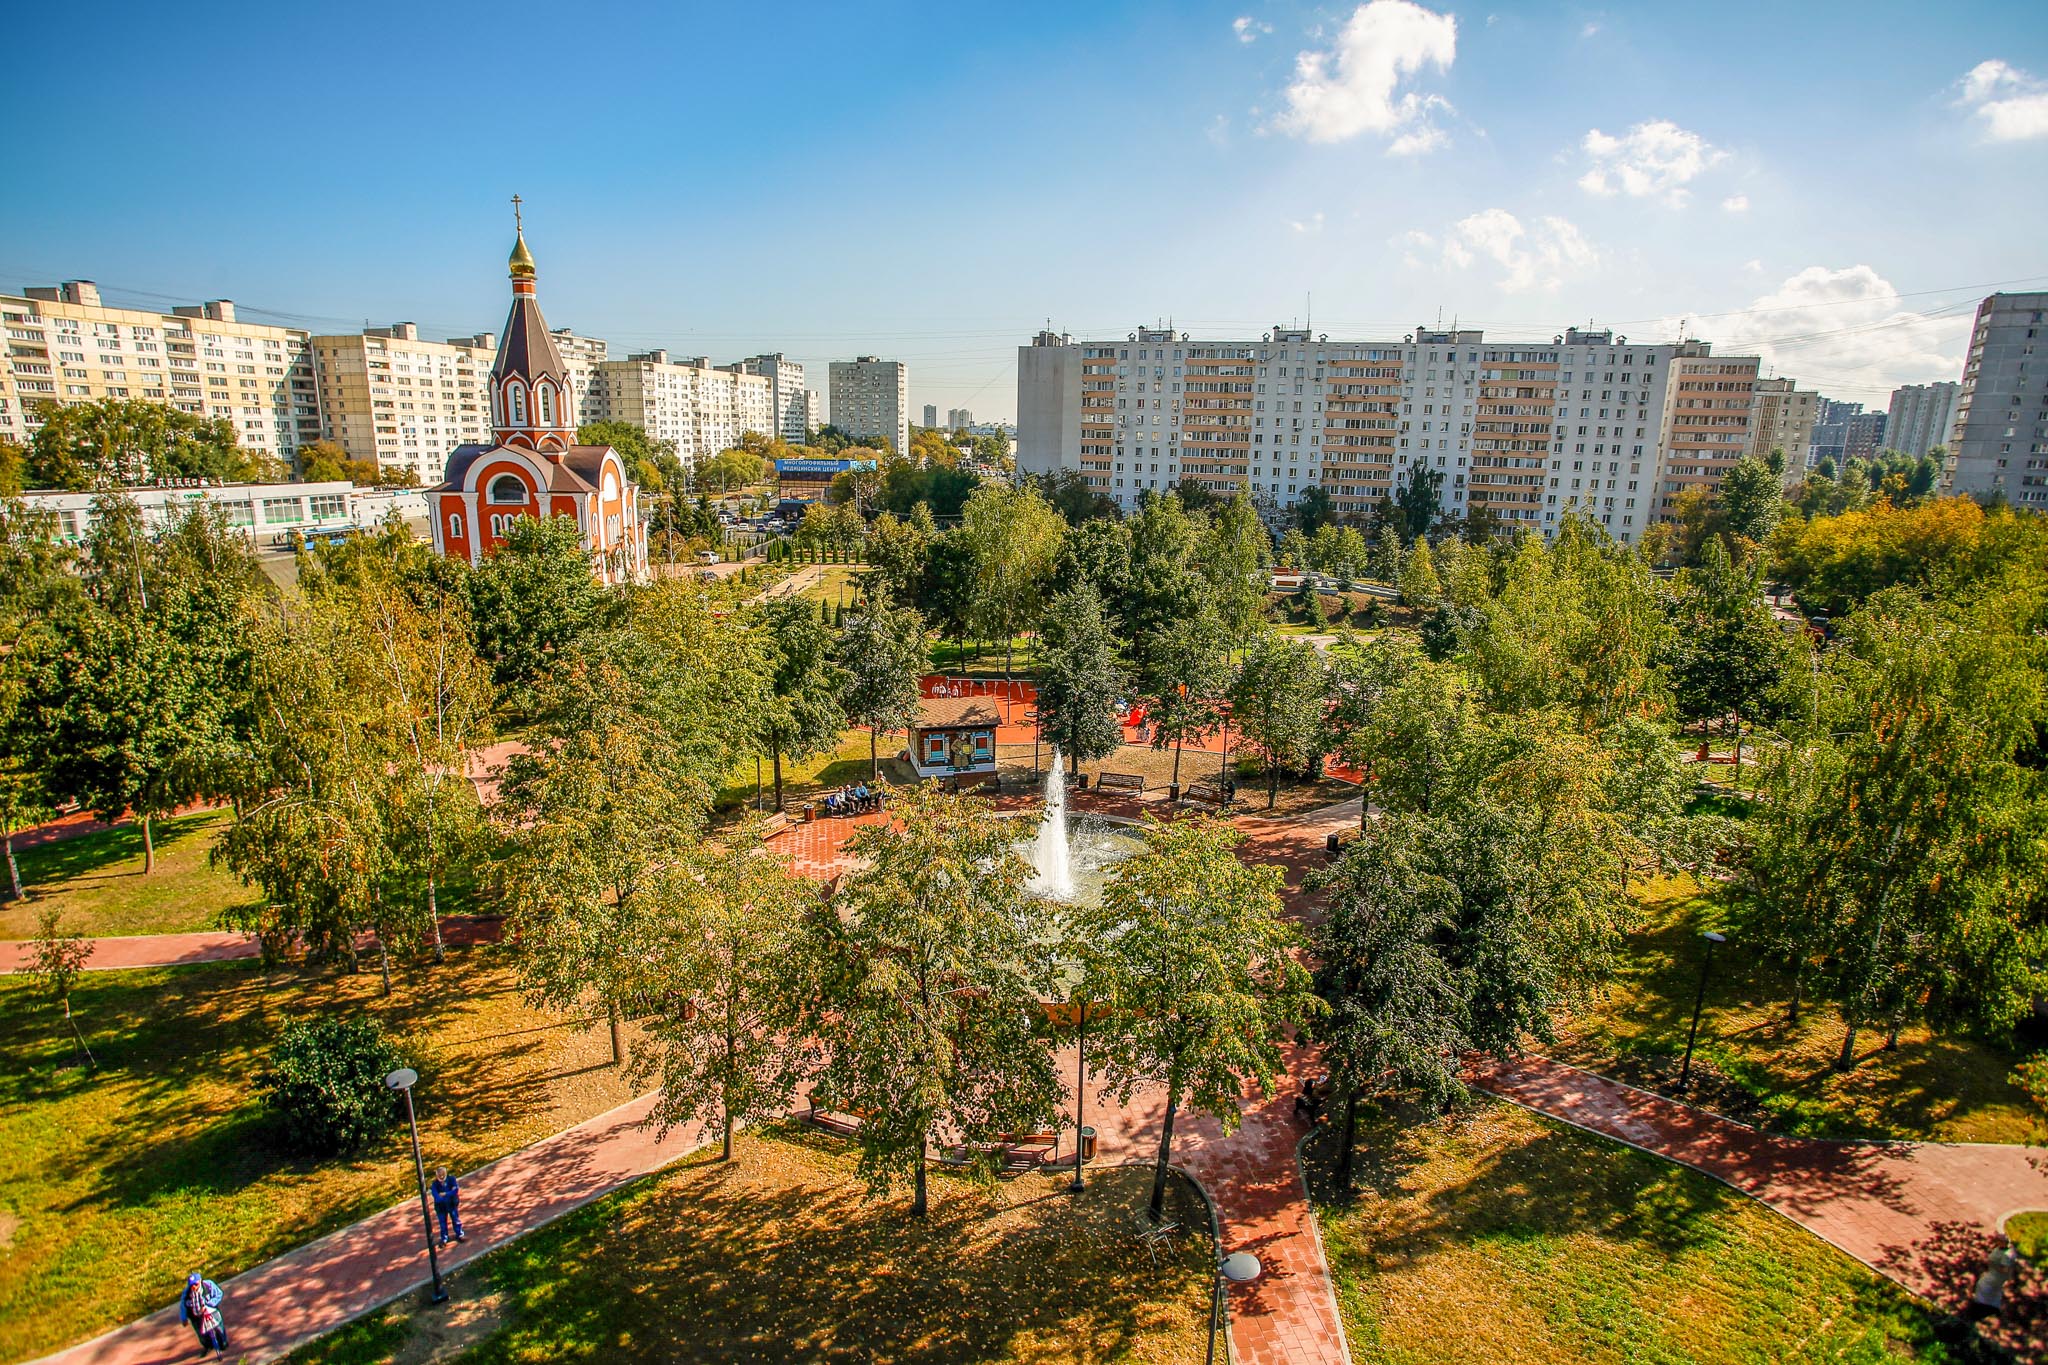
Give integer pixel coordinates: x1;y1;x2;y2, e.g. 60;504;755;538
385;1067;448;1305
1207;1250;1262;1365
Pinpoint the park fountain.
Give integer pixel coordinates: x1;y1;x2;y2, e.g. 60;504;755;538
1029;747;1075;899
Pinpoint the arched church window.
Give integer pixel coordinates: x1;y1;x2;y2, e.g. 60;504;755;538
539;384;555;426
488;474;527;504
510;383;527;426
448;513;463;539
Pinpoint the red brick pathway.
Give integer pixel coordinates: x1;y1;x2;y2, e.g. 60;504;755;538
0;918;502;975
29;1093;710;1365
1474;1053;2048;1346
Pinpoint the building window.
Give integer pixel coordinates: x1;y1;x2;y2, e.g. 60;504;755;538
538;384;555;425
509;383;527;425
309;494;347;521
448;513;464;539
261;497;301;525
488;473;527;504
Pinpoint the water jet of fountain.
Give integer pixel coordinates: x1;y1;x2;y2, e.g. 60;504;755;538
1029;746;1075;899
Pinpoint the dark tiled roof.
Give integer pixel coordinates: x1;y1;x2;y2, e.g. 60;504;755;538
434;443;495;492
491;294;570;392
430;443;619;497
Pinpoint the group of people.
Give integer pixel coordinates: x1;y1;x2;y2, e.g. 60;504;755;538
822;781;887;816
173;1168;465;1357
1293;1074;1330;1125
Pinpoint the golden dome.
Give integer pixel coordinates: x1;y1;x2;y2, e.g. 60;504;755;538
508;229;536;280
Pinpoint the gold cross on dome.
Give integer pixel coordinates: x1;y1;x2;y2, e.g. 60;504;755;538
511;195;523;231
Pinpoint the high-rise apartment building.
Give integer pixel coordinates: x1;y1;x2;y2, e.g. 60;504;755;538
310;325;498;486
1020;322;1676;543
922;404;939;429
1885;381;1960;458
0;280;319;460
1943;292;2048;505
828;356;908;454
584;350;773;464
1809;400;1887;468
1748;376;1819;474
947;407;973;430
805;390;822;438
550;329;609;420
735;353;809;443
1657;341;1759;513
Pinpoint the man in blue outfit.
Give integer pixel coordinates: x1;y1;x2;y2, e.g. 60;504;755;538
432;1166;466;1246
178;1271;227;1356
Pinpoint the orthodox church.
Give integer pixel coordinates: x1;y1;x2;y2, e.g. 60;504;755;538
430;215;648;585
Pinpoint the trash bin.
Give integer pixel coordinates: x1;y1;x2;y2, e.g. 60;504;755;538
1073;773;1090;791
803;803;816;823
1168;782;1181;803
1079;1125;1098;1161
1326;832;1342;855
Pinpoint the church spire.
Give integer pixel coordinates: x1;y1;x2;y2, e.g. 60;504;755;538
488;198;574;453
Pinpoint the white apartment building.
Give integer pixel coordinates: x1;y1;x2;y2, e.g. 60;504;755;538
551;329;609;420
736;353;810;443
310;325;498;486
1657;341;1760;513
0;280;319;459
1943;291;2048;504
828;356;908;454
947;407;973;430
923;404;939;429
585;349;773;464
1748;376;1820;475
1885;381;1960;459
1019;323;1678;544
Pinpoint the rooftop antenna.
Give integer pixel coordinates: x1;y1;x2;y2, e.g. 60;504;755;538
1306;292;1312;333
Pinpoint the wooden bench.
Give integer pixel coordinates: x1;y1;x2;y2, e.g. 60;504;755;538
758;812;792;838
1183;781;1225;807
804;1107;864;1138
1095;772;1145;795
939;1130;1061;1174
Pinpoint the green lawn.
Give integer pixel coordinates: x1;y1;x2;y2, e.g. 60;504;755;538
1554;877;2042;1145
1313;1098;1978;1365
0;952;641;1364
289;1128;1212;1364
795;562;873;606
0;810;259;939
715;728;922;814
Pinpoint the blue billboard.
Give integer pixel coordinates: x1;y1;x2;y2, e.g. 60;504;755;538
775;458;877;476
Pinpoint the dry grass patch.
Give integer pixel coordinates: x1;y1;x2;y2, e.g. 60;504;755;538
1552;877;2042;1145
0;950;639;1363
1314;1098;1970;1365
0;810;259;939
291;1129;1213;1365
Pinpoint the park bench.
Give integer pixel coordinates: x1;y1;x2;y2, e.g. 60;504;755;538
1182;781;1225;807
940;1130;1061;1175
758;812;792;838
1095;771;1145;795
804;1107;864;1138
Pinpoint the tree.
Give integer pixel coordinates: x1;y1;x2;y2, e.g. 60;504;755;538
1294;485;1336;533
1171;478;1218;513
863;510;930;604
637;822;816;1161
464;514;618;697
1077;817;1314;1218
28;908;95;1068
803;787;1060;1215
1035;469;1120;523
26;397;261;489
1055;518;1134;623
1230;636;1329;808
838;593;930;777
1034;585;1127;772
581;420;686;494
258;1017;407;1156
500;649;714;1064
1397;538;1441;606
1395;464;1443;541
296;439;383;486
1199;493;1272;649
756;597;846;811
1665;535;1796;784
959;482;1063;677
1337;642;1473;817
916;532;977;658
695;447;766;493
1277;527;1311;570
1308;817;1463;1190
1718;454;1783;547
1142;612;1231;788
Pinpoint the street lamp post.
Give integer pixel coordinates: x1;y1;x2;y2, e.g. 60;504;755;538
385;1068;448;1305
1069;1002;1090;1195
1207;1251;1262;1365
1677;931;1727;1095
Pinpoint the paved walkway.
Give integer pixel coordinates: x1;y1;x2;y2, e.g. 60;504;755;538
0;918;503;975
31;1094;710;1365
1474;1053;2048;1346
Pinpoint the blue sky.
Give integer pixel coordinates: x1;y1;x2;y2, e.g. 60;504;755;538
4;0;2045;420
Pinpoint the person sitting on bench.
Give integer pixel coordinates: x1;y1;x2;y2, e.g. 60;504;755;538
824;790;844;817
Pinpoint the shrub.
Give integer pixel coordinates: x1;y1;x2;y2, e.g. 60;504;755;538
258;1016;408;1157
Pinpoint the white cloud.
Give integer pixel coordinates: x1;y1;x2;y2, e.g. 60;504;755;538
1956;60;2048;141
1743;258;1764;274
1721;193;1749;213
1580;20;1601;38
1690;265;1970;397
1233;16;1272;43
1440;209;1597;292
1290;212;1326;234
1577;120;1726;206
1275;0;1457;150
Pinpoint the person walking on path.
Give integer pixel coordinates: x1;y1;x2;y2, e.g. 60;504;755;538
178;1272;228;1356
431;1166;465;1246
